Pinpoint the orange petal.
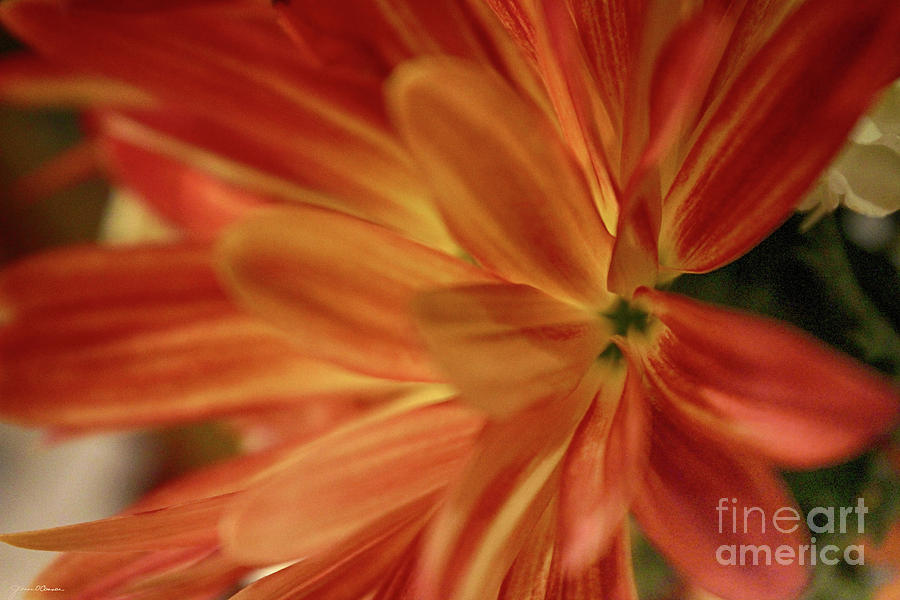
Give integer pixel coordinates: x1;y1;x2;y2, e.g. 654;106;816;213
2;0;451;248
65;0;253;11
221;401;482;565
414;283;609;417
274;0;503;77
419;368;601;600
0;243;387;431
224;398;370;450
632;410;809;600
561;0;641;130
546;528;638;600
557;360;648;569
699;1;803;123
870;518;900;566
497;501;555;600
130;441;310;513
638;288;899;469
216;206;491;382
28;547;224;600
122;553;248;600
371;536;423;600
94;109;454;250
608;7;736;295
535;0;621;230
388;56;613;306
97;130;271;239
875;578;900;600
281;0;552;115
661;0;900;272
0;494;234;552
643;7;731;174
230;520;422;600
605;169;661;297
90;548;247;600
0;52;152;107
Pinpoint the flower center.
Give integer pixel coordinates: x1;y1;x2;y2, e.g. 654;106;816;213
596;298;653;364
601;298;650;337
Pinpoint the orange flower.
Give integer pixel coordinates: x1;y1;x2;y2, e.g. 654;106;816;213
0;2;898;600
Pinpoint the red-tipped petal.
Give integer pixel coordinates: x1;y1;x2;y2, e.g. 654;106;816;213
632;410;809;600
638;288;899;468
222;401;482;565
661;0;900;272
414;283;609;417
388;56;613;306
216;207;491;382
419;368;600;600
0;243;387;431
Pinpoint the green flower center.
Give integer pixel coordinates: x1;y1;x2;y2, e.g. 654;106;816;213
601;298;650;337
596;298;652;364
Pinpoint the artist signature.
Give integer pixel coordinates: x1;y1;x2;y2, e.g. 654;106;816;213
8;584;64;598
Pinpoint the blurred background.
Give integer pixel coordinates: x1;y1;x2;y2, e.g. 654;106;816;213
0;26;898;600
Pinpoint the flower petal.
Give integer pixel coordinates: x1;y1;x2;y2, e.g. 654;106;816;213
661;0;900;272
546;528;638;600
498;502;556;600
419;368;600;600
413;283;609;417
371;537;423;600
638;288;899;468
29;547;231;600
1;0;452;247
229;519;422;600
607;8;732;294
700;1;802;120
0;53;152;107
98;129;271;239
65;0;251;11
632;409;809;600
274;0;503;76
557;360;648;570
105;549;247;600
0;243;388;431
388;56;613;306
221;400;482;565
562;0;641;129
0;494;234;552
94;109;454;249
216;207;491;382
535;0;621;230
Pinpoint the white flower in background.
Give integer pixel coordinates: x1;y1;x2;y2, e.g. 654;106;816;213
800;80;900;226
